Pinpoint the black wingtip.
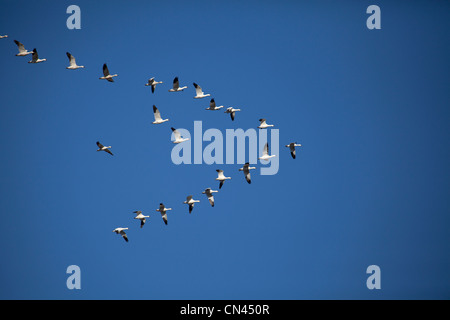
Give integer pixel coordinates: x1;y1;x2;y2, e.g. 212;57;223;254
153;105;157;111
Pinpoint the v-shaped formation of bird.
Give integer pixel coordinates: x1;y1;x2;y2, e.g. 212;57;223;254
3;35;303;243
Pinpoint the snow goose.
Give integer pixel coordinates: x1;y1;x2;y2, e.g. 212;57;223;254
193;82;211;99
113;227;129;242
0;35;8;39
96;141;114;156
152;105;169;124
202;188;218;207
168;76;187;92
133;210;150;228
14;40;32;56
285;142;302;159
28;48;46;63
205;98;224;111
259;142;276;161
216;169;231;189
239;162;256;184
66;52;84;69
183;195;200;214
156;203;172;225
258;118;274;129
145;77;163;93
99;63;118;82
171;127;189;144
224;107;241;121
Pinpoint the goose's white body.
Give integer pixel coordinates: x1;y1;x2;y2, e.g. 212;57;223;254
239;162;256;184
183;195;200;214
133;210;150;228
28;48;46;63
0;35;8;39
205;98;224;111
171;127;190;144
14;40;32;56
168;77;187;92
224;107;241;121
66;52;84;69
193;82;210;99
99;63;118;82
156;203;172;225
258;118;274;129
285;142;302;159
202;188;218;207
259;142;276;161
96;141;113;156
215;169;231;189
145;77;163;93
152;105;169;124
113;227;129;242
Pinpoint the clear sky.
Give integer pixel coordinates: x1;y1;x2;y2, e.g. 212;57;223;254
0;0;449;299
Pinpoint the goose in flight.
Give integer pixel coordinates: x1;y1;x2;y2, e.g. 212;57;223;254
259;142;276;161
168;76;187;92
133;210;150;228
216;169;231;189
145;77;163;93
99;63;118;82
224;107;241;121
14;40;33;56
96;141;113;156
156;203;172;225
183;195;200;214
28;49;47;63
239;162;256;184
202;188;218;207
193;83;211;99
171;127;190;144
66;52;84;69
0;35;8;39
152;105;169;124
205;98;224;111
285;142;302;159
258;118;274;129
113;227;129;242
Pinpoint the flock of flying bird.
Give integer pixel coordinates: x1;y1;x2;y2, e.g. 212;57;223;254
2;35;303;243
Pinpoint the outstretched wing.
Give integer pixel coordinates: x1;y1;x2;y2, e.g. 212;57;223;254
162;213;168;225
31;48;38;62
96;141;104;148
219;181;224;189
208;195;214;207
263;142;269;156
14;40;25;53
103;63;110;77
209;99;216;109
171;127;181;140
153;105;162;121
189;204;194;214
66;52;76;66
193;83;202;95
172;77;179;90
230;111;235;121
105;148;114;156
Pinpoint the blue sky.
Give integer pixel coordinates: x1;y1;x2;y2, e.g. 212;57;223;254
0;0;449;299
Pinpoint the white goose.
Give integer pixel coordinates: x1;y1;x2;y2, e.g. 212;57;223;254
258;118;274;129
183;195;200;214
168;76;187;92
239;162;256;184
14;40;32;56
145;77;163;93
224;107;241;121
66;52;84;69
202;188;218;207
193;82;211;99
156;203;172;225
205;98;224;111
152;105;169;124
133;210;150;228
171;127;190;144
216;169;231;189
99;63;118;82
285;142;302;159
0;35;8;39
28;48;46;63
113;227;129;242
96;141;113;156
259;142;276;161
